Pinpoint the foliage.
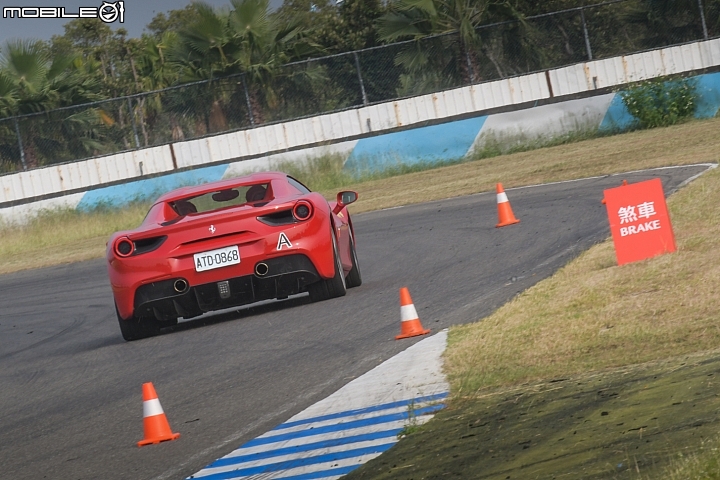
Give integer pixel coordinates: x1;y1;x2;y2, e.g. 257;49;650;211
619;77;698;129
146;5;203;39
376;0;533;90
168;0;323;125
0;39;108;168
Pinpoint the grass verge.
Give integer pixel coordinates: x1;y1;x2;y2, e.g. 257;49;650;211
445;162;720;395
0;203;150;274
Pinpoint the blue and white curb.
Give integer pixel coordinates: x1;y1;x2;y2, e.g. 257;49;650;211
188;330;449;480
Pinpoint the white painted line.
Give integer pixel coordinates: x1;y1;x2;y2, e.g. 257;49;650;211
226;422;406;457
216;438;401;471
188;330;449;480
674;163;718;191
255;402;435;437
508;163;717;192
291;330;448;420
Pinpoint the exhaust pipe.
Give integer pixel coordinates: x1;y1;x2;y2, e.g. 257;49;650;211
255;262;269;276
173;278;189;293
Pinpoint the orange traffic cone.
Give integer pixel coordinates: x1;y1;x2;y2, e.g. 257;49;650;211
495;183;520;228
602;179;628;204
138;382;180;447
395;287;430;340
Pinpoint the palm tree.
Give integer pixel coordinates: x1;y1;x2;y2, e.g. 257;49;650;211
0;72;20;171
172;2;240;80
122;32;182;145
0;72;18;117
170;0;320;127
376;0;523;89
0;40;104;168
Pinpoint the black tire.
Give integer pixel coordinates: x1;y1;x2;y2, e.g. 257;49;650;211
345;232;362;288
308;230;347;302
116;304;161;341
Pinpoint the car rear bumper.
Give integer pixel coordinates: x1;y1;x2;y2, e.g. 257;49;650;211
125;254;321;321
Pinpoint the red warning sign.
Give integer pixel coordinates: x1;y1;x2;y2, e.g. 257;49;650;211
604;178;676;266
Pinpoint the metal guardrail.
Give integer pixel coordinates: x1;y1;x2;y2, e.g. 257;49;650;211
0;0;715;173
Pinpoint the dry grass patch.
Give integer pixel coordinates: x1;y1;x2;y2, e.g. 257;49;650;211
0;204;149;274
444;164;720;396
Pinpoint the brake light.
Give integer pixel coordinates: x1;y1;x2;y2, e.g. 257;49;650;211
115;238;133;257
114;236;166;257
293;201;313;221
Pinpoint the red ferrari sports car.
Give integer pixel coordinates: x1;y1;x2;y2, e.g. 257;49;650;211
107;172;361;341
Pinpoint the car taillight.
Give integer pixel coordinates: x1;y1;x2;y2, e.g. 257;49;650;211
115;238;133;257
293;201;313;221
114;236;166;257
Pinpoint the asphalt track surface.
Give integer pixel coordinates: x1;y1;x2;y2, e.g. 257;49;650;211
0;165;710;480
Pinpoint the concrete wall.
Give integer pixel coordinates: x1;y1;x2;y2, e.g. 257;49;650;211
2;38;720;224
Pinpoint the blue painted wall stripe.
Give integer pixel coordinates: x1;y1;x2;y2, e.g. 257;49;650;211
76;164;229;211
275;392;448;430
695;73;720;118
243;404;445;448
209;428;403;469
344;116;487;174
598;93;633;132
193;443;395;480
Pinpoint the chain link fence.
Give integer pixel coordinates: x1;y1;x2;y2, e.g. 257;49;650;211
0;0;716;174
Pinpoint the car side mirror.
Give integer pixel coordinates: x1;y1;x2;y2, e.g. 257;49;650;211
333;190;358;214
338;191;358;205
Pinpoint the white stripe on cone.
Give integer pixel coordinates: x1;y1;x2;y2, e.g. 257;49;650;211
400;304;419;322
143;398;165;418
497;192;509;203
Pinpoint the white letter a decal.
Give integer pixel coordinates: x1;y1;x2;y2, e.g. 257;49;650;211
277;232;292;250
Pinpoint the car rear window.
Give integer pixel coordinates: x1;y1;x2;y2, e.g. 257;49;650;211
170;183;270;216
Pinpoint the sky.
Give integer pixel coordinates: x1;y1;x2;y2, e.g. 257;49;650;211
0;0;284;46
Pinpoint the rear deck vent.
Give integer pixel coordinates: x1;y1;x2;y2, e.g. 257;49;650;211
257;209;295;226
133;236;167;255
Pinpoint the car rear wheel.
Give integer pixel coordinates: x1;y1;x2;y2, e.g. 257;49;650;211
116;304;161;341
345;232;362;288
308;229;347;302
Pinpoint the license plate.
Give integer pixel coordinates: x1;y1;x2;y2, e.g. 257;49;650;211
194;245;240;272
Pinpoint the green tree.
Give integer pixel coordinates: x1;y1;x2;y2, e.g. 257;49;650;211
280;0;391;104
0;72;19;171
146;4;204;39
275;0;385;52
330;0;386;51
170;0;320;126
0;39;106;168
51;19;133;97
376;0;523;87
636;0;707;47
127;32;184;144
